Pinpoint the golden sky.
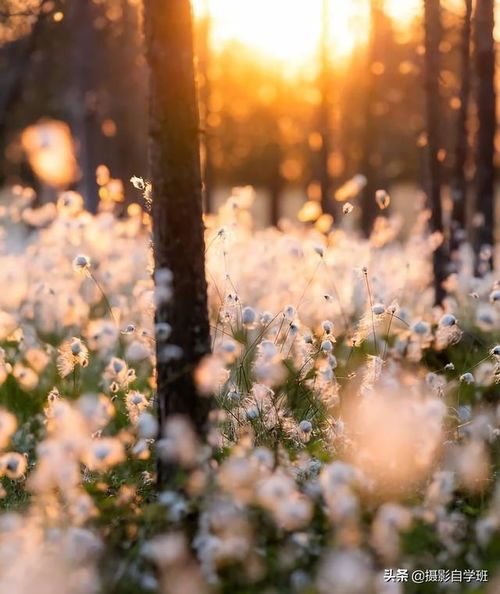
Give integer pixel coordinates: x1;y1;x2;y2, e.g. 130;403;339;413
193;0;421;65
192;0;498;69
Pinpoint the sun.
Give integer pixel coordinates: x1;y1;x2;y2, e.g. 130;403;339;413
192;0;368;66
192;0;422;68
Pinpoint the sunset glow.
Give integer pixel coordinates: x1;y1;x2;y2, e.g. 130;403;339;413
192;0;422;67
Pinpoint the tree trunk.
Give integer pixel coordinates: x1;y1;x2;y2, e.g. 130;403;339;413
67;0;100;212
424;0;448;305
473;0;496;274
0;0;50;186
267;140;283;226
318;0;334;218
450;0;472;257
111;0;148;205
198;3;214;213
450;0;472;252
144;0;211;475
360;0;384;238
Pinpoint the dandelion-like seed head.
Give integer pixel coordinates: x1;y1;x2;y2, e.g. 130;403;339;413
246;407;259;420
490;345;500;357
155;322;172;342
71;341;83;356
125;390;149;423
460;372;474;384
299;420;312;433
155;268;173;286
413;320;430;335
261;311;272;325
57;337;89;377
84;437;125;471
242;306;256;326
342;202;354;215
137;412;158;439
439;313;457;327
130;175;145;190
0;409;17;449
73;254;91;274
375;189;391;210
57;190;84;216
0;452;27;479
259;340;277;359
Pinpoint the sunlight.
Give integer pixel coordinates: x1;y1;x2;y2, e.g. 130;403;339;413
193;0;369;66
192;0;423;67
384;0;421;29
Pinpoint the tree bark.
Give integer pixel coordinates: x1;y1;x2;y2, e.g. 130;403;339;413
360;0;384;238
267;140;283;226
67;0;100;212
198;3;215;213
473;0;496;274
318;0;334;218
144;0;211;475
0;0;50;185
111;0;148;205
450;0;472;256
424;0;448;305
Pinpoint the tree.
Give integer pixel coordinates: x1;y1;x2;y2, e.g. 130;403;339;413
106;0;148;205
473;0;496;274
424;0;448;305
0;0;50;186
317;0;334;218
198;0;215;213
450;0;472;258
266;139;284;226
67;0;100;212
144;0;212;479
360;0;386;237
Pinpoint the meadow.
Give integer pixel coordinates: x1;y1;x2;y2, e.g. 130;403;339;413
0;184;498;593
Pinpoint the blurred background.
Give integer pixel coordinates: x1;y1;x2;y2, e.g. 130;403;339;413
0;0;498;233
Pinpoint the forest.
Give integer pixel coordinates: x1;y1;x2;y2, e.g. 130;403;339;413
0;0;499;592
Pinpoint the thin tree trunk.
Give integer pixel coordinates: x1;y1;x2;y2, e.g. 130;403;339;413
473;0;496;274
199;2;214;213
68;0;99;212
318;0;333;218
450;0;472;256
144;0;211;478
360;0;384;238
424;0;448;305
112;0;148;205
268;140;283;226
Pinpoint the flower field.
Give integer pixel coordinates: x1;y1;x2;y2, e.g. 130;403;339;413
0;185;498;593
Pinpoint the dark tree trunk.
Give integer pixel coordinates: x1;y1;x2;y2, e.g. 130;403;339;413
318;0;334;218
0;0;50;185
360;0;384;238
424;0;448;305
67;0;100;212
198;4;214;213
111;0;148;205
267;141;283;226
473;0;496;274
450;0;472;256
144;0;211;476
